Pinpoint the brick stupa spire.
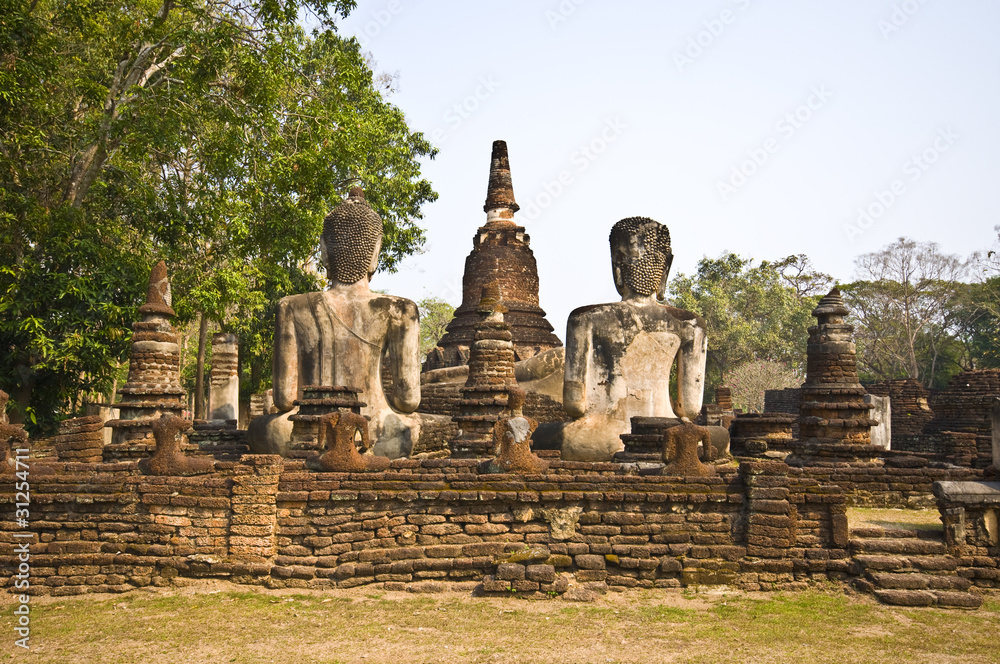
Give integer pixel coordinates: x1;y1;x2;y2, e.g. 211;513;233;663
483;140;519;218
105;261;187;457
787;288;880;464
423;140;561;371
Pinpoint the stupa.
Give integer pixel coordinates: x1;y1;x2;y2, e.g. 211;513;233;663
423;140;561;371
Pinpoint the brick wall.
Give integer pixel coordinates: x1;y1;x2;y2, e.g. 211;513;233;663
797;454;982;508
2;459;857;596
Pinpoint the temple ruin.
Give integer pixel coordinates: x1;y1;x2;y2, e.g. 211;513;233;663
2;141;998;611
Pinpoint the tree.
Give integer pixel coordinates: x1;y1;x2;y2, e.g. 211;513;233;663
724;360;802;413
946;280;999;371
668;252;824;396
841;237;968;388
0;0;438;430
774;254;834;299
960;225;1000;369
417;296;455;361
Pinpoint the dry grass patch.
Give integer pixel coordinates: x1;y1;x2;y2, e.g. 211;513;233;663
848;507;944;533
1;581;998;663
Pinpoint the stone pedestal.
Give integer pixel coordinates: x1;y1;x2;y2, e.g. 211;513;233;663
53;416;104;463
729;413;795;456
616;417;726;469
617;417;682;463
188;419;249;460
865;394;891;450
287;386;366;461
209;333;240;422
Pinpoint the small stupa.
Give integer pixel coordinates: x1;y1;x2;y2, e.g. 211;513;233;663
788;288;880;464
449;282;518;458
105;261;187;456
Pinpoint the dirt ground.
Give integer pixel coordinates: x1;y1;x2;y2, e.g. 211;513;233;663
1;578;997;664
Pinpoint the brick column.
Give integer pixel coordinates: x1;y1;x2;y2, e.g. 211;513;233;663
228;455;283;562
742;462;798;557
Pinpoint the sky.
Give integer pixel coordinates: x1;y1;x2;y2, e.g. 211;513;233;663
328;0;1000;341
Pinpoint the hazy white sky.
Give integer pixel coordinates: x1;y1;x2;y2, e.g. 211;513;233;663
332;0;1000;340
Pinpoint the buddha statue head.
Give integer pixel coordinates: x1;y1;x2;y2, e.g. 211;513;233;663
609;217;673;301
321;186;384;285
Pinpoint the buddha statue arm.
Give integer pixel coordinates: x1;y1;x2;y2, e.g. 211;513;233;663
386;299;421;413
563;312;592;418
674;322;707;419
272;298;299;412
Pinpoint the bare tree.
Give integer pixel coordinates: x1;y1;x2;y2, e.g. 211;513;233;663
775;254;834;300
844;237;968;386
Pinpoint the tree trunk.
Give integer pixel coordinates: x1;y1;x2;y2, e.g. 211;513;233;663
250;355;262;395
65;141;109;208
8;363;36;426
194;312;208;419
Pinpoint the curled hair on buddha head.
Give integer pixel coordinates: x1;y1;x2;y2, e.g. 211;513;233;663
608;217;673;299
322;186;384;284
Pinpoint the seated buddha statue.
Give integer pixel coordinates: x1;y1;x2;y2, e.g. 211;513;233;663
559;217;708;461
249;187;422;458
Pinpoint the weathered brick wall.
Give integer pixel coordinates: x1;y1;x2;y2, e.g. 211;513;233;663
740;461;851;588
866;379;934;437
797;455;983;508
925;369;1000;466
0;456;281;596
763;388;801;415
272;461;750;591
2;458;857;596
13;457;990;595
417;381;463;416
891;433;978;465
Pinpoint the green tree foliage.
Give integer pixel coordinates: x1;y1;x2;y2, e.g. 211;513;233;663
416;296;455;361
667;252;828;397
0;0;437;430
963;226;1000;369
947;279;1000;371
841;238;968;389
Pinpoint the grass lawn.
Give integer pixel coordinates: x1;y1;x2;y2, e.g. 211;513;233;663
1;580;997;663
